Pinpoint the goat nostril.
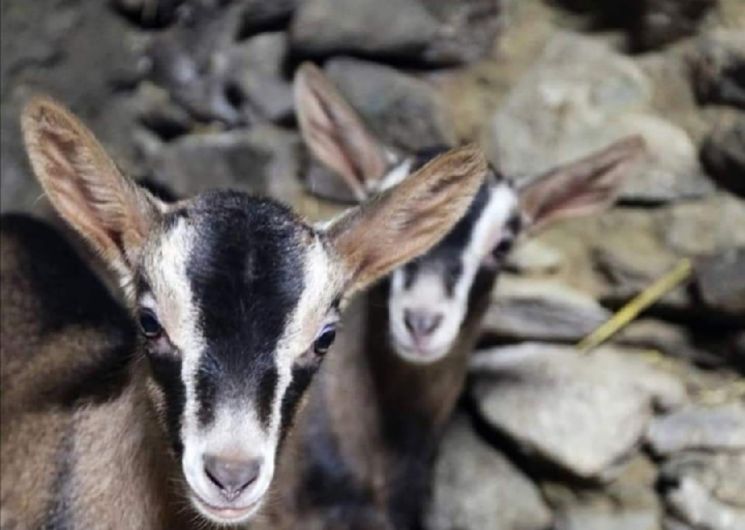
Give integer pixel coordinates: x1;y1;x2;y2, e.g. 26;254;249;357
404;309;416;334
203;454;262;500
426;313;443;334
404;310;443;339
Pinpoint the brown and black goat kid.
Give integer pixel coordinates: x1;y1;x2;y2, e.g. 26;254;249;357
0;98;488;529
286;63;646;530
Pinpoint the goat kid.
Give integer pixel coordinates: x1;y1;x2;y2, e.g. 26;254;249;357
286;63;646;529
0;98;487;529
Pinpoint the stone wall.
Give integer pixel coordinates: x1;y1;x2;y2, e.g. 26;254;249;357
2;1;743;529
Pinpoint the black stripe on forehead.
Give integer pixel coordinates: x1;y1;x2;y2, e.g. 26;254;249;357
424;179;492;258
184;191;307;423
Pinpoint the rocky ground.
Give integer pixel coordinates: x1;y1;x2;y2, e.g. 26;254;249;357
1;1;744;529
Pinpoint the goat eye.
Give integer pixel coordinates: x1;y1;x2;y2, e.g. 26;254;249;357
313;324;336;355
137;309;162;339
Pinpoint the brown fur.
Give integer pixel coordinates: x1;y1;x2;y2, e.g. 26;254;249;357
1;96;487;529
291;62;647;529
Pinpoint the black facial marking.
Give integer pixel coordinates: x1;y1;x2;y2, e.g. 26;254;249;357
257;365;278;428
280;365;316;441
148;354;186;455
182;191;307;428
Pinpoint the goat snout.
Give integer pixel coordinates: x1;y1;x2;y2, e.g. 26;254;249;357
203;454;262;501
404;309;443;340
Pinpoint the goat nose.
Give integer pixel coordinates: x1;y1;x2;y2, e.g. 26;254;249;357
203;454;261;500
404;309;443;339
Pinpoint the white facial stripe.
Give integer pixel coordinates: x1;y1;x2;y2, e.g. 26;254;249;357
180;231;340;513
143;217;206;440
462;183;518;273
389;182;519;363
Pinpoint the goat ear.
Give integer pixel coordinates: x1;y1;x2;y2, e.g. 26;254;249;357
294;62;389;201
325;145;487;294
518;136;645;233
21;97;161;278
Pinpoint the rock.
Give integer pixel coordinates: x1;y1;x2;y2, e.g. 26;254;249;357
647;402;745;454
149;126;304;206
614;319;726;367
662;519;695;530
695;247;745;315
470;343;686;479
237;0;296;36
291;0;503;65
417;0;504;65
663;473;745;530
324;57;455;151
691;29;745;109
112;0;184;28
226;32;293;123
701;116;745;198
133;82;194;141
587;194;745;307
552;0;717;51
291;0;439;61
150;4;292;125
631;0;717;51
486;31;713;204
505;239;564;274
661;452;745;509
546;454;662;530
482;276;611;342
660;194;745;257
556;507;659;530
149;1;241;124
1;0;150;214
425;414;552;530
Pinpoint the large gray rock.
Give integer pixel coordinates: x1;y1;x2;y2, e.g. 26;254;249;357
324;57;455;152
425;414;552;530
486;32;713;204
470;343;686;479
291;0;503;65
291;0;439;60
701;116;745;199
483;276;611;342
1;0;150;214
647;402;745;454
148;126;304;206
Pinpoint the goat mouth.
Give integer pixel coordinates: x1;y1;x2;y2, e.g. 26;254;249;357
393;339;446;364
191;493;261;523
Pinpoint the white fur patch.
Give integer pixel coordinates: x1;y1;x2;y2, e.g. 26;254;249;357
389;182;518;363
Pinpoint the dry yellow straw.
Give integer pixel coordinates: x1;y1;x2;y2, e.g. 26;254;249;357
577;258;693;353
